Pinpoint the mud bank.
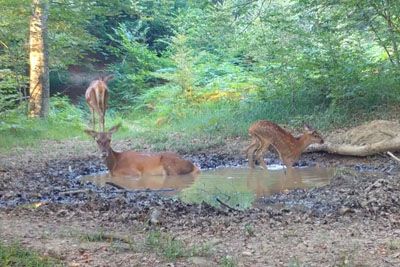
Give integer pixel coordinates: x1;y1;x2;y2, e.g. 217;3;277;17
1;148;399;225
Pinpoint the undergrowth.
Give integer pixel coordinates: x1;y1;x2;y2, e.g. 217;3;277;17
0;242;60;267
0;94;397;154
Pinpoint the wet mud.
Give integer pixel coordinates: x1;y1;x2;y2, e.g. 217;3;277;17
2;142;400;266
1;150;399;225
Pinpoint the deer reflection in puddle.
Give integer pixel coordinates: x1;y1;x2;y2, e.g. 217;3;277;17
81;171;199;191
81;166;333;201
245;165;334;197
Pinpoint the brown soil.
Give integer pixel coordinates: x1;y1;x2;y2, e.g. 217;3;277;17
1;138;400;266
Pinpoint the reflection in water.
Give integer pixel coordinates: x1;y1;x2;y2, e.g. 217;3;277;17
245;165;333;197
81;172;198;191
81;165;334;209
180;166;334;209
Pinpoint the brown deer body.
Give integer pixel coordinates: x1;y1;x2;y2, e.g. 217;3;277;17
246;120;324;169
85;75;113;131
85;125;200;177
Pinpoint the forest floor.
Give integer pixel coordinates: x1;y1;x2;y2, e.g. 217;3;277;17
1;137;400;266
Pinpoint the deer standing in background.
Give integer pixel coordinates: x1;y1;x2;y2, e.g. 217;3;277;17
245;120;324;169
85;75;113;131
84;124;200;177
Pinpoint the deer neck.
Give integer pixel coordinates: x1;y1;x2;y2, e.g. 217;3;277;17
104;146;119;172
295;135;313;154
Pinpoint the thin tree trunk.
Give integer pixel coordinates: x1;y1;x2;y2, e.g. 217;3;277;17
360;4;396;66
383;1;400;65
28;0;49;118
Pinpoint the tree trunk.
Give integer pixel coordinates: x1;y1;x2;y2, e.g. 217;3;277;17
384;5;400;66
28;0;49;118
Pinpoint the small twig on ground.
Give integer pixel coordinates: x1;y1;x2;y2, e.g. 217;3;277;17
105;181;125;189
59;189;89;196
387;151;400;163
216;197;241;212
105;182;176;193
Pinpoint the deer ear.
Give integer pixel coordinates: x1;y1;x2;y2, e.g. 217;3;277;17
108;123;121;134
84;129;98;139
102;75;114;82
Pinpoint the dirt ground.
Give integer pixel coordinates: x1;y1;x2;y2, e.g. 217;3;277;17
1;137;400;266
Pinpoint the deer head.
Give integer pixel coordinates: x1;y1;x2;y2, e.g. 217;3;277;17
85;124;121;158
303;124;324;144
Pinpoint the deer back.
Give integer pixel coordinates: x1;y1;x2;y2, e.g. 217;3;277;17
107;150;198;177
85;78;110;113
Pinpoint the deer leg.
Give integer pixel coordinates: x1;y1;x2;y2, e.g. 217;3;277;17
100;114;105;132
245;138;259;168
90;108;95;130
255;141;270;169
271;145;287;172
282;158;295;176
283;158;295;168
93;107;102;131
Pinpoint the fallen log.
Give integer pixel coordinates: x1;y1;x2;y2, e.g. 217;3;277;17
307;136;400;157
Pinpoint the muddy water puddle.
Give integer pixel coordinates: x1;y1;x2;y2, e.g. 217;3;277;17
81;165;334;209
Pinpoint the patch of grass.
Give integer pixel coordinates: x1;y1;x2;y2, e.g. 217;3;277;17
288;257;304;267
0;242;60;267
220;255;236;267
145;230;211;260
0;97;84;152
80;230;108;242
79;230;133;245
387;239;400;250
244;223;255;237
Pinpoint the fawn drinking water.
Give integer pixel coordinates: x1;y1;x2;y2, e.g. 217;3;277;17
246;120;324;169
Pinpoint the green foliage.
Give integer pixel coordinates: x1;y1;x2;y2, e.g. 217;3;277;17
0;0;30;115
0;242;60;267
106;23;165;111
1;0;400;151
0;69;26;114
168;34;196;97
133;0;400;137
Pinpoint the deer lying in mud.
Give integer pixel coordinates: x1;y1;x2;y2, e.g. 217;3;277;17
85;75;113;131
84;124;200;177
245;120;324;169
